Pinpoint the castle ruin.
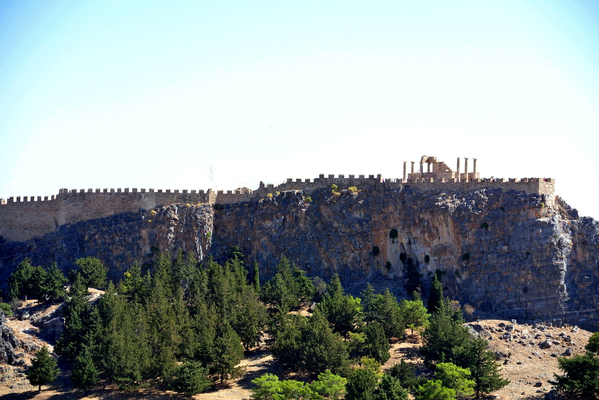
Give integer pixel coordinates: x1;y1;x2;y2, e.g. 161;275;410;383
0;156;555;243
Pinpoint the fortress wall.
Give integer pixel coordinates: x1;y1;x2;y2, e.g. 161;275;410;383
0;188;212;242
215;189;255;205
58;188;212;227
0;196;61;242
406;177;555;196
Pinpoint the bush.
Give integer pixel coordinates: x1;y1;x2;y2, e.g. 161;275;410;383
0;302;13;316
330;184;339;192
305;196;313;203
348;186;358;193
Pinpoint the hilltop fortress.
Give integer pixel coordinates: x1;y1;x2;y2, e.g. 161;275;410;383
0;156;555;243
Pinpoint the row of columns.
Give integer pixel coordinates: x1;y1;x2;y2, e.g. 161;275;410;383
402;157;477;182
456;157;477;182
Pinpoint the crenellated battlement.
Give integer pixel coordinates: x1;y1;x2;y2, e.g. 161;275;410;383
0;156;555;243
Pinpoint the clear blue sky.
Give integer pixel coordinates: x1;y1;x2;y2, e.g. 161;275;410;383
1;0;598;218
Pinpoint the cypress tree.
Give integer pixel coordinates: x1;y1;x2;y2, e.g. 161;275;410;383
252;262;260;293
427;274;443;315
361;283;377;323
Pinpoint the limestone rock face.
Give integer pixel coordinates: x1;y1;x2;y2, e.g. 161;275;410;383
0;203;213;285
0;310;18;365
211;187;599;331
1;185;598;331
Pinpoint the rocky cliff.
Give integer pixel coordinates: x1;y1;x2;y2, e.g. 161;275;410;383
1;185;598;331
0;203;213;285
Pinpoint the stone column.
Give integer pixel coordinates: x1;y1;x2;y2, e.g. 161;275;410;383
420;162;424;178
456;157;460;182
473;158;477;180
427;162;431;173
464;157;469;182
403;162;407;182
411;161;415;174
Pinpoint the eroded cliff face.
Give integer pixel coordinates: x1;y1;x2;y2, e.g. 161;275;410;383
211;186;599;330
1;185;598;330
0;203;213;285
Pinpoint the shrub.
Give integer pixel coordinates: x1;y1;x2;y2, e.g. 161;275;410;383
266;193;273;199
305;196;313;203
0;302;12;316
330;184;339;191
348;186;358;193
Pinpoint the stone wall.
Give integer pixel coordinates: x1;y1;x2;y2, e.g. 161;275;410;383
0;175;555;243
0;188;212;242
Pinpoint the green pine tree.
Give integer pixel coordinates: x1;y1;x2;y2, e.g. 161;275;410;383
434;362;475;398
71;257;108;289
212;322;244;383
373;373;409;400
416;380;456;400
55;274;90;360
362;321;391;365
299;309;350;376
27;346;59;392
171;361;211;395
399;297;430;336
388;359;419;391
420;299;469;367
232;289;268;351
453;338;509;398
345;360;380;400
71;344;100;390
318;274;362;337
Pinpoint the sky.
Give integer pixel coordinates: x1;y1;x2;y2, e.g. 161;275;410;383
1;0;598;218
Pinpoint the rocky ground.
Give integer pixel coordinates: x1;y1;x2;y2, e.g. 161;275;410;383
0;300;594;400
